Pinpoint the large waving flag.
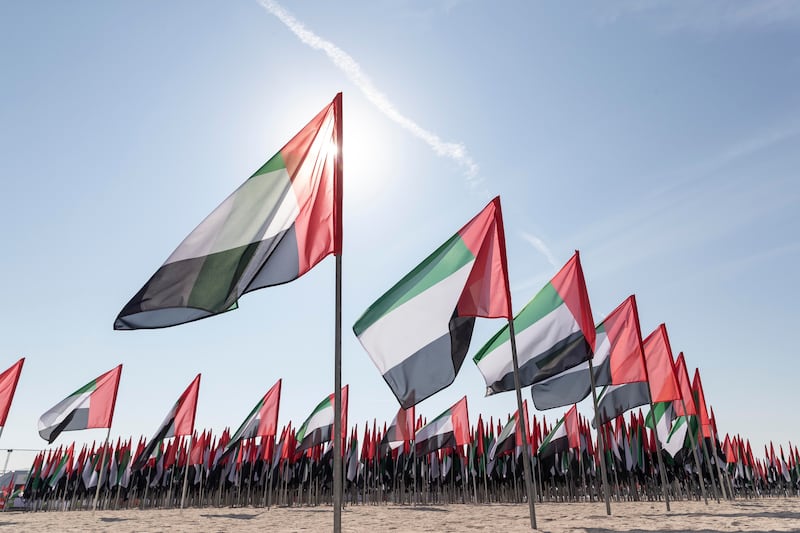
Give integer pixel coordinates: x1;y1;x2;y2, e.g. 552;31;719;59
115;94;342;330
0;358;24;427
415;396;470;456
474;251;595;396
132;374;200;470
38;365;122;444
531;295;647;409
296;386;348;453
221;379;281;459
354;198;511;408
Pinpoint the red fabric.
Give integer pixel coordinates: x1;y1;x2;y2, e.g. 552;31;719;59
723;435;736;463
256;379;282;438
450;396;471;447
189;431;206;466
395;405;415;443
0;358;24;426
565;405;581;451
642;325;680;402
476;416;485;458
604;296;647;384
173;374;201;437
550;251;596;351
281;94;340;269
87;364;123;429
672;353;697;416
691;370;712;439
456;197;512;319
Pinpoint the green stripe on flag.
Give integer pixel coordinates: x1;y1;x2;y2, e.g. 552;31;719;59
353;235;474;335
473;282;563;362
250;152;286;178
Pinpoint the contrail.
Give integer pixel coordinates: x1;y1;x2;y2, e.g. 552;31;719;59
520;231;560;270
258;0;480;185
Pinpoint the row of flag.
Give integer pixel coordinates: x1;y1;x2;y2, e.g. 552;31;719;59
4;348;797;493
18;396;800;507
7;90;782;520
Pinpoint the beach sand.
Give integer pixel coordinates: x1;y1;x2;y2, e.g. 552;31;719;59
1;499;798;532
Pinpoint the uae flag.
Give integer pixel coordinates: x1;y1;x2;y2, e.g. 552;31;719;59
691;370;712;439
539;404;580;459
354;198;511;408
593;323;678;426
474;251;595;396
531;295;647;409
115;94;342;330
645;401;676;453
594;382;651;427
295;386;348;453
221;379;282;459
0;358;24;427
38;365;122;444
415;396;470;456
380;405;415;455
488;401;529;462
673;353;697;417
132;374;200;471
643;324;681;403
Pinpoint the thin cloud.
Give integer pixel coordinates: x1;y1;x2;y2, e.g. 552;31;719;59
520;231;559;270
258;0;480;186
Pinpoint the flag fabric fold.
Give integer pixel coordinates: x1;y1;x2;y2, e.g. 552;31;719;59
643;324;681;403
132;374;200;470
415;396;470;456
539;404;580;459
354;198;511;408
115;94;342;330
295;386;348;453
380;405;415;455
221;379;281;459
531;295;646;409
38;365;122;444
474;251;595;396
0;358;24;427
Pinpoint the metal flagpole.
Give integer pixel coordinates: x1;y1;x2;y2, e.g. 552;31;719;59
93;428;112;512
508;318;537;529
1;443;11;512
698;429;720;503
332;91;344;533
646;391;671;511
587;356;612;515
180;436;192;509
679;398;709;504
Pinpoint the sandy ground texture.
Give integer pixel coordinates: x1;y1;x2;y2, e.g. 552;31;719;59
0;499;798;532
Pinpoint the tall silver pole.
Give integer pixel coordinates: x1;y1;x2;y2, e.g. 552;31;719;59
587;357;612;515
93;428;112;512
180;436;193;509
507;318;537;529
646;393;671;512
679;399;709;504
332;92;344;533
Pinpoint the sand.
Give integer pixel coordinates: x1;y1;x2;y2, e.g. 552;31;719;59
1;499;798;532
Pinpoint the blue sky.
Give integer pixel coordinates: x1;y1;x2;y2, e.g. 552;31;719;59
1;1;798;470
